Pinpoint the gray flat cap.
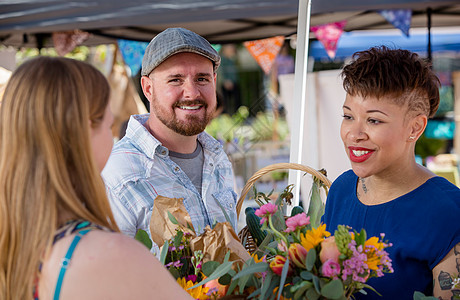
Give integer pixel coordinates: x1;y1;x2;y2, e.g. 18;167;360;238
141;27;221;76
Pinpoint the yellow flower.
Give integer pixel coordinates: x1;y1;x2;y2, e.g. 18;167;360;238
251;252;266;263
176;277;210;300
300;224;331;251
363;236;386;271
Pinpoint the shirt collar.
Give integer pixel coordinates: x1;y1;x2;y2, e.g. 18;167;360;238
126;114;224;157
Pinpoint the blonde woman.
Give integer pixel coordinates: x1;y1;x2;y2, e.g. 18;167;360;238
0;56;191;299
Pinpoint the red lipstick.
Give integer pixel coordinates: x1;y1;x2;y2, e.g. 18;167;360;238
348;147;374;163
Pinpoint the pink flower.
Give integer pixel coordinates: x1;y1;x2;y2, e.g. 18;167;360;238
319;236;341;264
322;259;341;279
288;243;308;268
255;203;278;224
277;239;288;252
285;213;310;233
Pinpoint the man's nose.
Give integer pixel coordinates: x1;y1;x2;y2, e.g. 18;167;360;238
182;80;200;99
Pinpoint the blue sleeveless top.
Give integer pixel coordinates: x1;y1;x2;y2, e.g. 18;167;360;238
322;170;460;299
34;220;112;300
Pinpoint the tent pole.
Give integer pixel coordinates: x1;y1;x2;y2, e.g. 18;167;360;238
288;0;312;211
427;7;432;62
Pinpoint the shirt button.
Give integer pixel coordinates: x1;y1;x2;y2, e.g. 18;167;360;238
161;150;167;155
174;167;180;172
229;203;233;208
209;163;213;167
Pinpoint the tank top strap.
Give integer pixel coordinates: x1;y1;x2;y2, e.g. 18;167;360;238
34;220;113;300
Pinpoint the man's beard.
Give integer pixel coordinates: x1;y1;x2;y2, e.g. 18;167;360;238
152;98;215;136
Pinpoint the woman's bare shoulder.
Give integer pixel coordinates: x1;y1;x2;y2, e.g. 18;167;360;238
40;231;192;300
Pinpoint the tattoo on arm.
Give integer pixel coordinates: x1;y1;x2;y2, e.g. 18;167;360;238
438;271;453;290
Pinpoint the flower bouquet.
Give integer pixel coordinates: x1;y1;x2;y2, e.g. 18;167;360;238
248;202;394;299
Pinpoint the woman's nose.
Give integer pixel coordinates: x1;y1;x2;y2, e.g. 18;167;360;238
348;123;368;142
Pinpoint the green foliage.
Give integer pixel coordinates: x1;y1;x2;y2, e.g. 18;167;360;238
134;229;152;250
413;291;438;300
245;207;268;246
290;206;304;217
415;133;447;159
306;169;328;228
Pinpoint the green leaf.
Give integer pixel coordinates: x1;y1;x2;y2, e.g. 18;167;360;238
159;240;169;265
202;261;220;277
173;230;183;248
186;222;194;231
189;261;234;289
321;280;344;299
306;248;316;271
312;275;321;294
293;281;312;300
226;277;239;296
167;211;179;225
260;270;273;300
413;292;424;300
134;229;152;250
218;273;232;285
223;250;231;263
239;273;252;294
232;262;269;280
277;258;290;300
305;287;320;300
168;267;180;279
307;180;325;228
300;271;314;281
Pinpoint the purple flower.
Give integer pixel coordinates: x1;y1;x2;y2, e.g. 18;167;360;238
186;274;197;283
322;259;341;279
172;260;183;268
255;203;278;225
285;213;310;233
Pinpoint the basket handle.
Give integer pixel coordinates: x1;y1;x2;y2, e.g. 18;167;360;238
236;163;332;217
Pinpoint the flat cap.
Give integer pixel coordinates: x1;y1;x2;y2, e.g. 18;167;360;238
141;27;221;76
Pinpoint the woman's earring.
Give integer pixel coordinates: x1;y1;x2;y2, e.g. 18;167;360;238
409;136;415;140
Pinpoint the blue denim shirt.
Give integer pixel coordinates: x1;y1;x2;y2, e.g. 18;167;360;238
102;114;237;255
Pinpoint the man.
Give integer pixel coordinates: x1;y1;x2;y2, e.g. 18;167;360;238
102;28;238;254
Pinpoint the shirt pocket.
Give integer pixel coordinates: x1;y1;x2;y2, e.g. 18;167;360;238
211;187;238;230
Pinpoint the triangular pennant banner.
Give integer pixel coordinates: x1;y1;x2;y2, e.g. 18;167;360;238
311;20;346;60
243;36;285;74
117;39;149;76
52;30;90;56
379;9;412;37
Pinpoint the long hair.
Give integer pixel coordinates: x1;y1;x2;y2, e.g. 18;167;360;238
341;46;441;118
0;56;119;299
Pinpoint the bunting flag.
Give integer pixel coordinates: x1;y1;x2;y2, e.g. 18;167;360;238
243;36;285;74
379;9;412;37
311;20;347;60
117;39;149;76
52;30;90;56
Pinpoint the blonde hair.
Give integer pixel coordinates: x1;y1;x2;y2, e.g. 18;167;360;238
0;56;119;299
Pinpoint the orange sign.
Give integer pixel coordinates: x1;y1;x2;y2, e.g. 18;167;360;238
244;36;285;74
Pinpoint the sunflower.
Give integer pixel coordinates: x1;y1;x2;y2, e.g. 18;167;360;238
176;277;210;300
300;224;331;251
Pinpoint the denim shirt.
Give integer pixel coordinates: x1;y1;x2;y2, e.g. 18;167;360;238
102;114;237;255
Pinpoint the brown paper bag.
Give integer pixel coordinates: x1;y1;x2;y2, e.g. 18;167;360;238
190;222;252;265
150;196;251;266
149;196;194;248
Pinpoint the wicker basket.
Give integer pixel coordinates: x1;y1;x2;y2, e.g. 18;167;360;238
236;163;332;254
